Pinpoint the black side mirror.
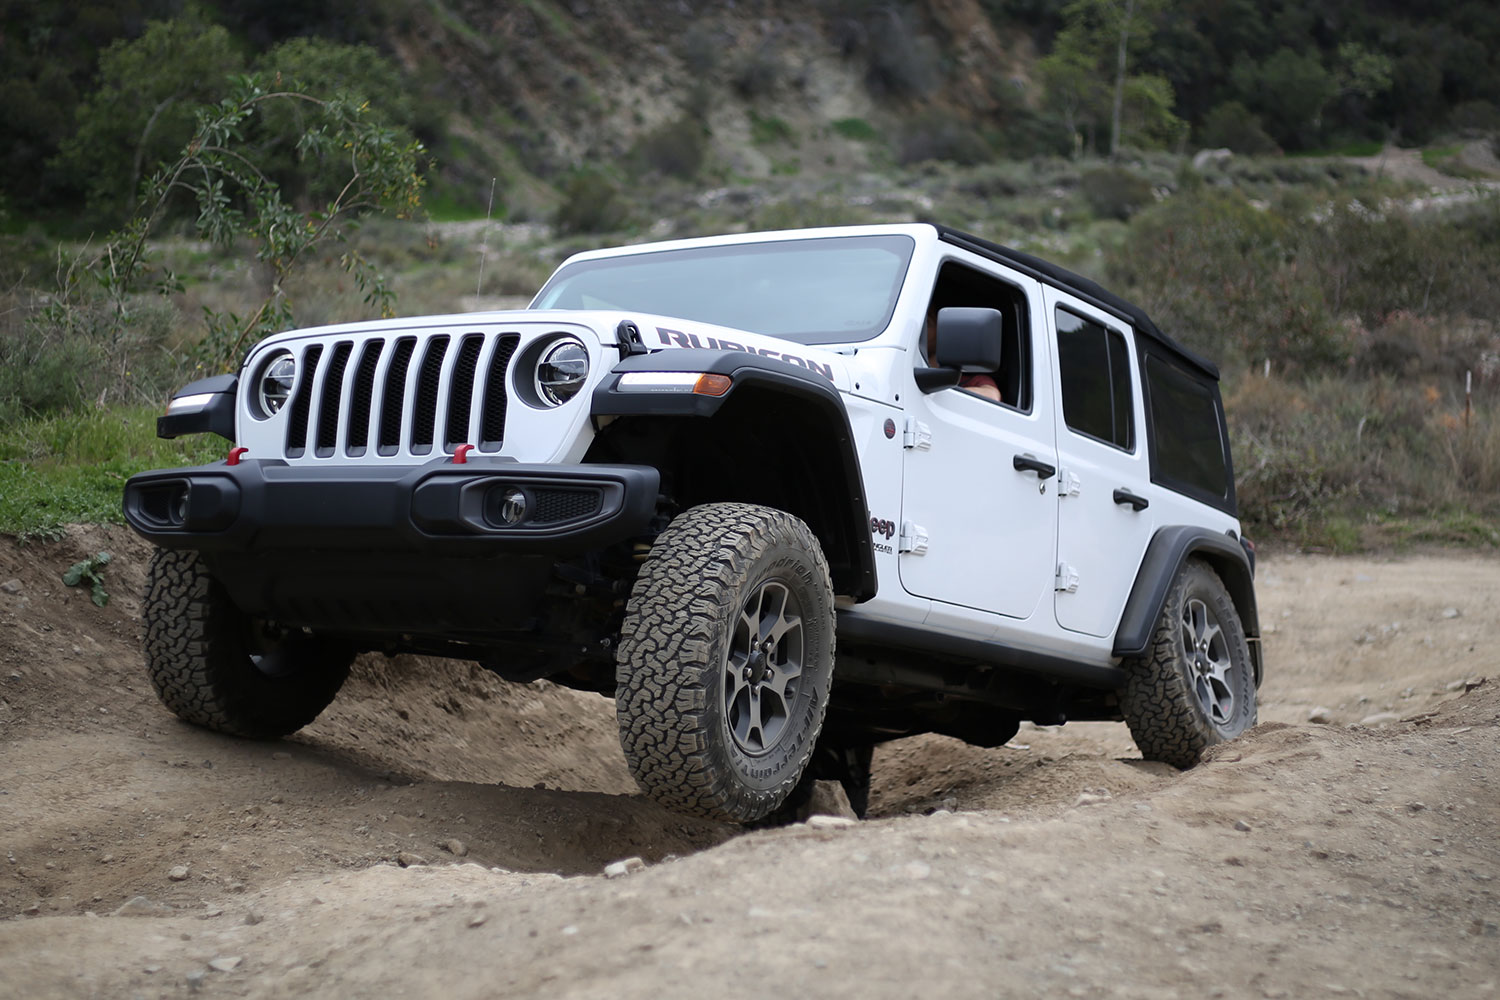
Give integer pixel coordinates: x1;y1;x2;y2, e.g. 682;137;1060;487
936;307;1004;372
916;307;1004;392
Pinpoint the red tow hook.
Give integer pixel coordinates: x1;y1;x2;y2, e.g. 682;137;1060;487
226;447;248;466
453;444;476;465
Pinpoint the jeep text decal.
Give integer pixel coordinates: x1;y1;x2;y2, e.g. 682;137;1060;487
869;516;895;555
655;327;835;382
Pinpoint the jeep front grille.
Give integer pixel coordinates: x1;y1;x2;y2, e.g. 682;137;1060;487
277;331;521;462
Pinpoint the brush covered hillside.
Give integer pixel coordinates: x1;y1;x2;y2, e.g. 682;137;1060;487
1;0;1499;549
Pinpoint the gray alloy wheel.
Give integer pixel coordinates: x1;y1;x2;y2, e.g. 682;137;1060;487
724;579;807;756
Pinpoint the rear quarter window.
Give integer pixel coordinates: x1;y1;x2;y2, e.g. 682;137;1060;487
1143;352;1234;512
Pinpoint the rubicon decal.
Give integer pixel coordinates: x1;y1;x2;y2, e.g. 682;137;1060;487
655;327;835;382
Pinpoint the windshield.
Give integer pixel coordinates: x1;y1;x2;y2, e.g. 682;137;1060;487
530;234;915;345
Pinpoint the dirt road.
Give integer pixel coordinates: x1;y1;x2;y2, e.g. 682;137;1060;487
1;529;1496;998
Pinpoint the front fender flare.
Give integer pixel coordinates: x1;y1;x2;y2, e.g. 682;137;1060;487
591;349;877;602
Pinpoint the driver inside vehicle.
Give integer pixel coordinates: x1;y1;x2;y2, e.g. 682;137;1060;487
924;305;1003;403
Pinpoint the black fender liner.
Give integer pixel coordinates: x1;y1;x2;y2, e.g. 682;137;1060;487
1113;526;1263;685
592;348;877;602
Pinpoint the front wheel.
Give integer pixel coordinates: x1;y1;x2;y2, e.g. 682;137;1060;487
615;503;835;823
142;549;353;739
1120;558;1256;768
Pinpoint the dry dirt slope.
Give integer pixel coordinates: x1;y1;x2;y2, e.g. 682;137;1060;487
0;529;1497;999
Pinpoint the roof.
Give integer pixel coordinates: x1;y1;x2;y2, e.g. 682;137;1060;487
935;226;1220;381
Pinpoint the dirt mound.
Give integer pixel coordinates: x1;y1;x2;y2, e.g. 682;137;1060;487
2;530;1497;997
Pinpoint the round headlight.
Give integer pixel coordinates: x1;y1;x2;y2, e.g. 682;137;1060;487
535;338;589;407
257;351;296;417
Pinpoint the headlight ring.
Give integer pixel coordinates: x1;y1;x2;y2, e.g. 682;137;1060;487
534;338;589;407
255;350;297;418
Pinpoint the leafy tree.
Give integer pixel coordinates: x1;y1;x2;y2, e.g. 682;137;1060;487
1038;0;1179;157
1230;48;1335;149
56;74;428;373
52;18;247;226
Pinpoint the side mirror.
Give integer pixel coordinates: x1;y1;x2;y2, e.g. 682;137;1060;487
935;307;1004;372
916;307;1004;392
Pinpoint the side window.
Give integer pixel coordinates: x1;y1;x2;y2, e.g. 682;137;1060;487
922;261;1032;411
1144;353;1232;505
1055;307;1133;450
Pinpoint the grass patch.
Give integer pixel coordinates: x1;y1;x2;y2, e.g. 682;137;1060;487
0;406;219;540
831;117;879;142
1291;140;1383;158
750;112;795;147
1420;144;1463;168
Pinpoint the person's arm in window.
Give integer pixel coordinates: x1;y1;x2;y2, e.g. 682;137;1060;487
959;373;1002;403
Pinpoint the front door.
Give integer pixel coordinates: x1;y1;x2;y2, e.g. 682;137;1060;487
898;255;1058;623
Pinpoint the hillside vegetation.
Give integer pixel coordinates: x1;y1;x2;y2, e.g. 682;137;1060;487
1;0;1497;548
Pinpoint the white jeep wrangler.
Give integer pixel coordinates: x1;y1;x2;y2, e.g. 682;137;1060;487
125;224;1261;823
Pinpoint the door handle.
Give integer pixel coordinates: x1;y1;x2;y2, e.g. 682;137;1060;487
1112;488;1149;512
1012;454;1056;480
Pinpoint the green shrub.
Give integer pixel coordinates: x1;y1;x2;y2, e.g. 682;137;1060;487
832;117;879;142
1079;167;1155;221
632;115;710;180
553;170;630;235
750;112;795;146
1198;101;1279;156
898;114;990;166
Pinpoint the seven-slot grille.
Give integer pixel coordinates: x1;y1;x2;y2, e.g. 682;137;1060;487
277;331;521;461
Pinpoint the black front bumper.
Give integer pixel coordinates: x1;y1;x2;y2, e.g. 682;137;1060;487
123;458;660;555
122;459;660;637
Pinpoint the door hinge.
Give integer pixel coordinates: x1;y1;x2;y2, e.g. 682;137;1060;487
1054;561;1080;593
902;417;932;450
899;521;929;555
1058;468;1082;497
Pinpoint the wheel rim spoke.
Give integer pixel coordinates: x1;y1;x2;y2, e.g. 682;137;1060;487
723;577;805;757
1183;598;1236;725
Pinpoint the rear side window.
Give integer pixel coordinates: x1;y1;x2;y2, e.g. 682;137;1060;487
1055;308;1133;451
1144;353;1233;508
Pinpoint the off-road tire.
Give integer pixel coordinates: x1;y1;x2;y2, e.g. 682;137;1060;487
615;503;835;824
1121;558;1256;768
142;548;353;739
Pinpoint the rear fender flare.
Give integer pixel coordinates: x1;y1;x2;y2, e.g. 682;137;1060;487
1113;525;1262;685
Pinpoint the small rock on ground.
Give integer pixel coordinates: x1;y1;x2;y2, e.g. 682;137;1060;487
112;896;174;918
604;856;647;878
397;852;428;868
806;814;857;829
168;865;190;881
1307;707;1334;724
1358;712;1402;727
208;956;242;972
0;579;21;595
441;839;468;857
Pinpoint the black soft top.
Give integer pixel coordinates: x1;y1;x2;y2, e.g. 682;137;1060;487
936;226;1219;381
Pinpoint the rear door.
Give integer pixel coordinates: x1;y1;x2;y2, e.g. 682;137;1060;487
1044;289;1156;638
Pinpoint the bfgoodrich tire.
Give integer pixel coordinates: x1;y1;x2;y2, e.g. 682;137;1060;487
615;503;836;823
142;548;353;739
1121;558;1256;768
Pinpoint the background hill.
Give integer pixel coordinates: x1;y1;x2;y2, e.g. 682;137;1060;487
6;0;1500;223
0;0;1498;548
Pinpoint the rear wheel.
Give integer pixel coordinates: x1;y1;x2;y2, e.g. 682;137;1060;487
1121;558;1256;768
615;503;835;823
142;548;353;738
